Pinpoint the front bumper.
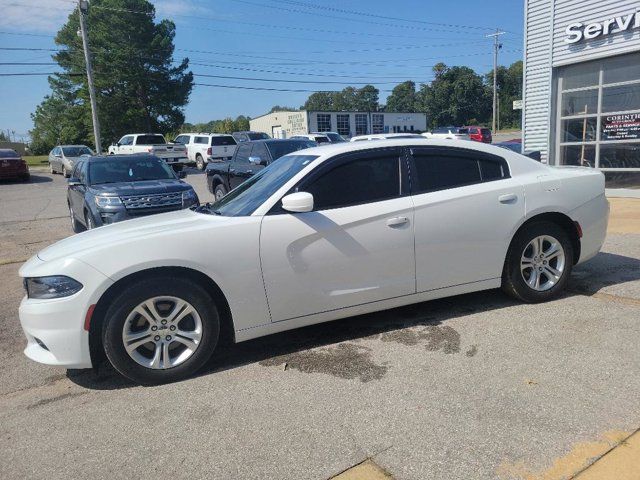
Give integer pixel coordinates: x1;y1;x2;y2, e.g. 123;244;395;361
19;257;114;368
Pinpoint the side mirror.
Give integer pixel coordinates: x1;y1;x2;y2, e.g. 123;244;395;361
68;177;82;186
177;170;187;179
282;192;314;213
248;156;261;165
116;142;121;147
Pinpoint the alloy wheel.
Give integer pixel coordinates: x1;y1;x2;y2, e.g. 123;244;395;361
520;235;566;292
121;296;203;370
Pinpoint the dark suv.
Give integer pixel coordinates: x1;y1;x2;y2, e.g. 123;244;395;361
67;154;199;232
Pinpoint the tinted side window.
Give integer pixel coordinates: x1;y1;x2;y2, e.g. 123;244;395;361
412;154;481;193
479;159;506;181
234;144;252;164
194;136;208;144
305;155;400;211
78;162;87;184
211;136;236;146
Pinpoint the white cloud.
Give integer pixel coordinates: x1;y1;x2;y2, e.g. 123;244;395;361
2;0;75;33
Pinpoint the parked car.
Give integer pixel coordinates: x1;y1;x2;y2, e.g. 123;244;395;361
422;127;470;141
291;134;331;144
232;131;271;143
108;133;188;170
495;141;542;161
66;154;198;233
463;126;492;143
48;145;93;177
312;131;346;143
19;139;608;384
173;133;238;170
350;133;423;142
0;148;29;181
206;138;316;200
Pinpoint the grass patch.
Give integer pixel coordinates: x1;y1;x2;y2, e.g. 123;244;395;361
25;155;49;167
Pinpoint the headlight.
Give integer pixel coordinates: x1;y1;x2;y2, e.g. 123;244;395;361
24;276;83;299
95;195;122;207
182;189;198;208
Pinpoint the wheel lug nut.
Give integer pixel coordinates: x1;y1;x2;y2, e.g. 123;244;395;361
151;326;157;331
170;325;176;331
166;335;172;341
154;335;161;341
161;319;167;325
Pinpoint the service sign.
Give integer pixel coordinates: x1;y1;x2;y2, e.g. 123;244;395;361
602;113;640;140
565;9;640;43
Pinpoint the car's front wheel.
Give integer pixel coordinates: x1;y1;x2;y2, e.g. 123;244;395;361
196;154;205;170
214;184;227;200
62;165;69;178
502;221;573;303
102;277;220;384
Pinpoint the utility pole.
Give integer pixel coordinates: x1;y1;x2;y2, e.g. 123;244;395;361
77;0;102;154
487;29;505;135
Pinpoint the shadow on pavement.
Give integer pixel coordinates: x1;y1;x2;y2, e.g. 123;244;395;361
67;251;640;390
1;174;52;185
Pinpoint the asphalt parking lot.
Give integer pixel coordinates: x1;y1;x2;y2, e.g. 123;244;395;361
0;170;639;479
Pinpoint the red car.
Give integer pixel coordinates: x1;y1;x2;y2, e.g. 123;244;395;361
0;149;30;181
463;126;492;143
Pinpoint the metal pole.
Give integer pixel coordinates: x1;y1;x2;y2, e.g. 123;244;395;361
487;29;505;135
78;0;102;154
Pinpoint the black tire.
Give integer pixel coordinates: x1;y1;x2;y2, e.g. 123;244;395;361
69;204;85;233
102;276;220;384
502;221;573;303
214;183;227;201
84;210;95;230
172;164;183;173
196;154;205;170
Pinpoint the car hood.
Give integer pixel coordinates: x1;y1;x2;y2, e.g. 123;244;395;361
37;209;232;263
88;179;192;196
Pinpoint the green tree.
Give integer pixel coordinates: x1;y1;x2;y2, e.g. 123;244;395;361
269;105;298;113
30;0;193;153
416;64;491;128
302;86;380;112
302;91;335;111
0;131;9;142
385;81;417;112
486;60;523;129
354;85;380;112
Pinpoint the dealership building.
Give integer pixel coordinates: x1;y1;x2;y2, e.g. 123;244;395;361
524;0;640;189
249;111;428;139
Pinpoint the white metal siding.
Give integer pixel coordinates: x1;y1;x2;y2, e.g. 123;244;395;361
553;0;640;66
523;0;554;161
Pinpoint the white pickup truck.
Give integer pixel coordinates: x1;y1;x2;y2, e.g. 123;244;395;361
108;133;188;170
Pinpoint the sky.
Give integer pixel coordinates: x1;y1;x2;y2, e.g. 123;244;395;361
0;0;524;140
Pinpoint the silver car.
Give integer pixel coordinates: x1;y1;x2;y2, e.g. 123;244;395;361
48;145;93;177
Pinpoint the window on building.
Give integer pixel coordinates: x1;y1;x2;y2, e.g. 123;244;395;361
556;51;640;175
355;114;368;136
316;114;331;132
336;114;350;137
372;113;384;134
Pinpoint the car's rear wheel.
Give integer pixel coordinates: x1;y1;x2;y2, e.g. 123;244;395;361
196;154;205;170
69;204;85;233
102;277;220;384
214;184;227;200
502;221;573;303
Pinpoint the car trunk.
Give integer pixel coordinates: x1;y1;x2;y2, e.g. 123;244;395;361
0;157;27;178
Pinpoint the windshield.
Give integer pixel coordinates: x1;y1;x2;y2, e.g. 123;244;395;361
89;157;176;185
267;140;316;160
326;133;345;142
62;146;92;157
208;154;318;217
314;136;330;143
136;135;166;145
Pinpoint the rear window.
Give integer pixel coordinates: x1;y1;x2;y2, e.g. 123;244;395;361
247;132;270;140
467;128;479;134
211;136;236;146
481;128;492;136
135;135;166;145
0;149;19;158
314;136;330;144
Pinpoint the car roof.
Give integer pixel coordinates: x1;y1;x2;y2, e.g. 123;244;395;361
80;153;162;162
57;144;90;148
179;132;233;136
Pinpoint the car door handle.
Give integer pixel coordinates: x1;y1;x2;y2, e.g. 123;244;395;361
498;193;518;204
386;216;409;227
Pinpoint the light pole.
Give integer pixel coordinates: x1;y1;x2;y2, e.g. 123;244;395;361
77;0;102;154
487;29;505;135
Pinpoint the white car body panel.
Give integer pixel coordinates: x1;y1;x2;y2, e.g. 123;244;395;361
174;133;237;164
108;134;188;165
260;196;415;321
18;139;608;368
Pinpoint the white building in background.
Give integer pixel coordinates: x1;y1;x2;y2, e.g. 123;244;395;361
250;111;428;139
524;0;640;190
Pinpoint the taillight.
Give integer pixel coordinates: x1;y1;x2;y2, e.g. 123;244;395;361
207;147;212;155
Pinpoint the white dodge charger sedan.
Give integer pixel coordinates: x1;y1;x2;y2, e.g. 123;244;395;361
19;139;609;384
